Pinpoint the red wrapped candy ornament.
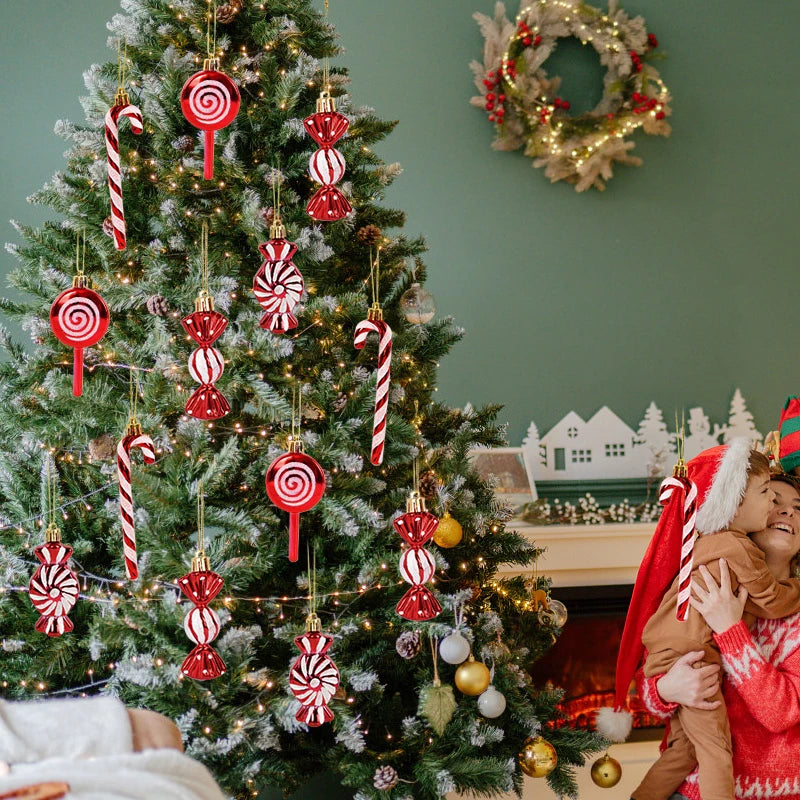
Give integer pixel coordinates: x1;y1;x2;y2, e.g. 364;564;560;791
50;273;109;397
179;552;226;681
29;523;79;637
266;435;326;562
304;91;352;221
252;216;304;334
180;58;240;180
395;491;442;621
289;612;340;727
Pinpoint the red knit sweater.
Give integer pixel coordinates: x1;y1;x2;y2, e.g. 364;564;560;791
637;611;800;799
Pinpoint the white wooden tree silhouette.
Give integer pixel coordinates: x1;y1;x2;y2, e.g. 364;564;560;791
634;402;676;478
723;388;762;443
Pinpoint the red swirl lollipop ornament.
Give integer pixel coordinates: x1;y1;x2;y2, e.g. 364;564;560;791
181;57;240;180
50;272;109;397
266;434;326;562
289;612;340;727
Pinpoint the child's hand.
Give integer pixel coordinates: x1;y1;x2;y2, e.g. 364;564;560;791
656;650;721;709
690;559;748;634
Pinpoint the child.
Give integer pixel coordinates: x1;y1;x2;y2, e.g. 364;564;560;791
604;438;800;800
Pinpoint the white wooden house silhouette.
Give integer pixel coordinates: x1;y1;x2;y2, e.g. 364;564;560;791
524;406;650;480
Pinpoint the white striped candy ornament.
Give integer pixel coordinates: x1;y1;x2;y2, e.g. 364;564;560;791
288;617;339;727
354;306;392;465
188;346;224;385
394;491;441;621
183;605;221;644
28;527;79;637
105;89;143;250
252;230;304;333
304;92;352;221
178;558;226;681
117;424;156;581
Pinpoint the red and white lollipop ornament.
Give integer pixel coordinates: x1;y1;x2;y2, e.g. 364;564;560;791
266;435;326;562
50;273;109;397
180;58;240;180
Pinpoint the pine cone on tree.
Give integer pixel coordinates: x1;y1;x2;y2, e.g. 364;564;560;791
373;766;399;791
260;206;275;227
418;470;439;500
88;433;117;462
146;294;170;316
357;224;382;245
395;630;421;659
332;391;348;412
102;216;115;239
171;135;195;153
216;0;242;23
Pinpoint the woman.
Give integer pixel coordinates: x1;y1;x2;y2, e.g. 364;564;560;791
636;473;800;800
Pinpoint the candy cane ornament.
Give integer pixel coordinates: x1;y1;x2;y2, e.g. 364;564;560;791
29;523;79;637
117;421;155;581
354;304;392;465
659;471;698;621
105;89;143;250
289;613;340;727
304;91;352;221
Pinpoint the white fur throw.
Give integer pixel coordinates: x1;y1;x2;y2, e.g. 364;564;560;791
0;697;224;800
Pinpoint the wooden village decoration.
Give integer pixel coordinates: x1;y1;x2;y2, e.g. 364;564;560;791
471;389;765;504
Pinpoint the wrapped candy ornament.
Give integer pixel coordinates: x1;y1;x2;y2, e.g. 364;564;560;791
252;213;304;334
395;490;441;621
289;612;340;726
182;224;229;420
304;91;351;221
178;486;225;680
29;522;79;638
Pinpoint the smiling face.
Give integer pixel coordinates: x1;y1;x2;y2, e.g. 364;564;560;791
750;478;800;568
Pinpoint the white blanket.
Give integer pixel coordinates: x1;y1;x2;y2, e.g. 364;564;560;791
0;748;226;799
0;697;225;800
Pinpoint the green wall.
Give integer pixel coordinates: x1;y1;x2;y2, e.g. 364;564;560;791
2;0;800;446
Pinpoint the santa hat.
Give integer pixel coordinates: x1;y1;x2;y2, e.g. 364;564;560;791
779;396;800;474
597;437;753;740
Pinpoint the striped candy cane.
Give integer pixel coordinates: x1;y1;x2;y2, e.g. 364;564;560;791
354;317;392;465
117;430;155;580
105;97;143;251
659;475;698;621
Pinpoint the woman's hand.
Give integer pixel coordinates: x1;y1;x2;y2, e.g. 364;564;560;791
655;650;721;710
690;558;748;635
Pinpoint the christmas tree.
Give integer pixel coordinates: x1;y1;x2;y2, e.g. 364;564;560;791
0;1;601;797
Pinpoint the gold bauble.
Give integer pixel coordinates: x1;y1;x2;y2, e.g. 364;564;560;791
454;654;491;696
518;736;557;778
433;511;463;548
590;753;622;788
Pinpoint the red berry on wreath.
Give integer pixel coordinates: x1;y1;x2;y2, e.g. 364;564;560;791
606;113;614;119
485;102;494;112
648;33;659;48
486;92;495;102
483;79;492;88
498;94;506;102
655;111;666;120
488;114;495;122
523;36;532;46
534;35;542;46
561;100;570;110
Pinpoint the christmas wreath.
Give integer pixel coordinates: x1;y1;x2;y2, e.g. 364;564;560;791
470;0;672;191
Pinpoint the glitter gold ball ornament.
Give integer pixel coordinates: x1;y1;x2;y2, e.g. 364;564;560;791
433;511;463;548
518;736;558;778
590;753;622;788
400;282;436;324
454;654;491;696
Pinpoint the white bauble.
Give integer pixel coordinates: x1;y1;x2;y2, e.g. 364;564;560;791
477;685;507;718
439;631;470;665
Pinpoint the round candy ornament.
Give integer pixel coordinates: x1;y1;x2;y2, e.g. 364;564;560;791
50;274;109;397
28;524;79;638
439;631;470;665
181;58;240;180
